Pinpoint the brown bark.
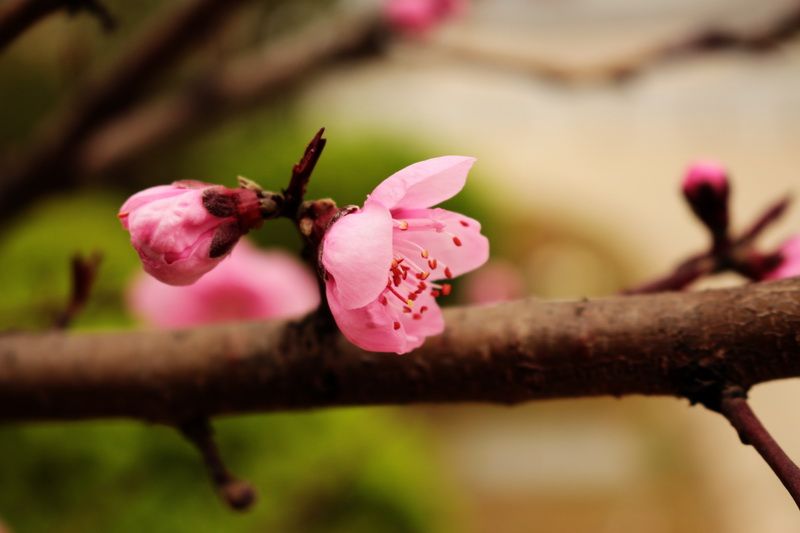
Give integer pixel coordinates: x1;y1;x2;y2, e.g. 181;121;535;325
2;278;800;424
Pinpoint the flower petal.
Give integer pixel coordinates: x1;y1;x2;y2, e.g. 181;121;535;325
322;203;393;309
393;207;489;279
118;185;192;229
326;281;413;353
400;290;444;344
367;156;476;210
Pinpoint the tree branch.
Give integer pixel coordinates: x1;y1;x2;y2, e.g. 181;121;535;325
0;0;113;51
2;278;800;423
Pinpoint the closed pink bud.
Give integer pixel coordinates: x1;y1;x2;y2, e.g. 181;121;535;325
682;161;729;198
681;160;730;238
119;182;262;286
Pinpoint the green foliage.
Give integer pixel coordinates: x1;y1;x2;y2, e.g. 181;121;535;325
0;192;138;330
0;411;451;533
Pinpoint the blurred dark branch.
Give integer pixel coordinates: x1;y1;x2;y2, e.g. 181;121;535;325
53;251;102;329
737;195;792;246
3;278;800;422
0;0;253;223
179;418;256;511
435;1;800;85
718;387;800;510
0;0;114;51
77;11;384;177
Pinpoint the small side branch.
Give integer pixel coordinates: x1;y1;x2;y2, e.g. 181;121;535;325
718;388;800;509
178;418;256;511
54;252;102;329
283;127;327;217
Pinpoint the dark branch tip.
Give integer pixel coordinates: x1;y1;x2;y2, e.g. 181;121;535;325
221;480;257;511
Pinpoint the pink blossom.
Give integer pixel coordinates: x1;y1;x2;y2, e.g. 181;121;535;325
762;235;800;281
322;156;489;354
119;182;262;286
129;239;320;327
462;260;525;305
384;0;466;34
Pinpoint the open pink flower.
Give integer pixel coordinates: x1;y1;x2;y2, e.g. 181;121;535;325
762;235;800;281
119;182;262;286
384;0;466;34
322;156;489;354
129;239;320;327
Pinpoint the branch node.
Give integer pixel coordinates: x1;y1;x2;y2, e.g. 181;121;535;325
178;418;256;511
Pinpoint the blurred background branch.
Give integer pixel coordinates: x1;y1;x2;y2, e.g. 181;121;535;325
431;0;800;84
0;0;114;51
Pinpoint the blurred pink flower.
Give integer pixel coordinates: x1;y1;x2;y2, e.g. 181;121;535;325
384;0;466;34
129;239;320;327
119;182;262;286
462;260;525;305
322;156;489;354
763;235;800;281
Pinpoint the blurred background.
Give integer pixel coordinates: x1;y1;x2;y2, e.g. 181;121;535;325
2;0;800;531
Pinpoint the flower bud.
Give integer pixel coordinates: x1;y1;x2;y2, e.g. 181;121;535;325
119;182;262;285
682;160;730;239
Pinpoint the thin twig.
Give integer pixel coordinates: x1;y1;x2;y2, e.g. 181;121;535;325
718;388;800;509
53;251;102;329
737;194;793;245
178;418;256;511
283;127;327;217
0;0;114;51
621;253;715;294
